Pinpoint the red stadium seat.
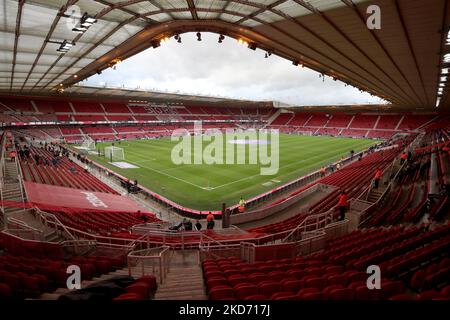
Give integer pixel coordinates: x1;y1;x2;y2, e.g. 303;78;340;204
329;288;355;300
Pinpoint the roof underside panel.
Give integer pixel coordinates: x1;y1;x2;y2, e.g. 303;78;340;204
0;0;447;110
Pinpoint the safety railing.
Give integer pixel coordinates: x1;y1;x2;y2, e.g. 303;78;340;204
357;133;423;226
36;208;76;241
61;239;98;256
229;184;334;225
127;246;171;284
0;132;8;218
238;230;326;263
281;207;334;243
6;215;44;238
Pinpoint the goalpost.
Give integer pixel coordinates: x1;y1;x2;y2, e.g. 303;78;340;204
104;146;125;162
297;130;314;136
81;135;96;150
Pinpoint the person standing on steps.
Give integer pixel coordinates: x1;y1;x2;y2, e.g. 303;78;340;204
374;168;382;189
337;191;349;221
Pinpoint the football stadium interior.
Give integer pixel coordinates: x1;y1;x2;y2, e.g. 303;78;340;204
0;0;450;303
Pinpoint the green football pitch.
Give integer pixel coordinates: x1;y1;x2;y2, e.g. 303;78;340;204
85;134;377;211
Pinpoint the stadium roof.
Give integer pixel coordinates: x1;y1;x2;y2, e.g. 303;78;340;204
0;0;449;110
55;84;275;107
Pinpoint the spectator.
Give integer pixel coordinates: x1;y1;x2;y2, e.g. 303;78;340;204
195;220;202;231
374;168;382;189
400;151;407;164
184;219;193;231
206;212;215;230
238;197;246;213
336;163;341;171
337;191;349;221
169;220;183;231
9;150;17;162
320;166;326;177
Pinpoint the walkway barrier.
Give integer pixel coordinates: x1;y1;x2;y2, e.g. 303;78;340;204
127;246;171;284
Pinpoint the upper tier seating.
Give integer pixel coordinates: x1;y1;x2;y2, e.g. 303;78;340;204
0;98;35;112
186;106;206;114
289;113;310;126
376;115;402;130
398;115;435;130
305;114;329;127
350;114;378;129
72;102;103;113
34;100;72;113
102;103;130;113
271;114;294;126
326;114;353;128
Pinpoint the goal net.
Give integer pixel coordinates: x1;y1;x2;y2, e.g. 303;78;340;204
297;130;314;136
104;146;125;162
81;135;96;150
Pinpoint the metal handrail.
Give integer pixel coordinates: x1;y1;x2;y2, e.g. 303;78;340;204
281;207;334;243
36;208;77;241
127;245;170;283
358;133;423;226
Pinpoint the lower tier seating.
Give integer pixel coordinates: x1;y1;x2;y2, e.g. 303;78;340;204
202;224;450;300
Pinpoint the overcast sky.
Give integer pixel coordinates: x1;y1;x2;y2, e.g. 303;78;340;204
84;32;385;106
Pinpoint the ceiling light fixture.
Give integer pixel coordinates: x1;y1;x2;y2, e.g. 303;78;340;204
71;12;97;34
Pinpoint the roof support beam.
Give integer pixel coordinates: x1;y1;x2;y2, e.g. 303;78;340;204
94;0;156;24
186;0;199;20
148;1;177;20
10;0;25;92
19;0;79;92
41;17;137;89
235;0;288;24
54;20;404;104
96;0;147;18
